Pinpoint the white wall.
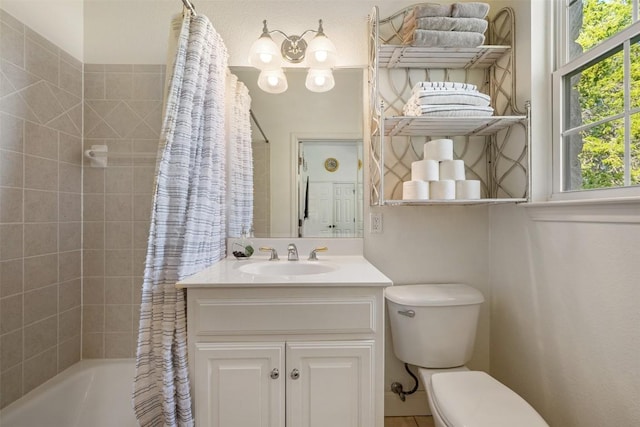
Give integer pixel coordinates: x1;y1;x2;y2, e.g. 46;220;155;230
489;203;640;426
1;0;83;60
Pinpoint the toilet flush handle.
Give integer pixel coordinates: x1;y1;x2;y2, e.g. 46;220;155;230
398;309;415;318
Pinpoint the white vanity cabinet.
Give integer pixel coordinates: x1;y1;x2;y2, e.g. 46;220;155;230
186;285;386;427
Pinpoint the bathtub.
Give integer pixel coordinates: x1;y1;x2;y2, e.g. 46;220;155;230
0;359;138;427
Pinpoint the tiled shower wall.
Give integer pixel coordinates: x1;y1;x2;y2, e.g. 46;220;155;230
0;10;83;408
82;64;164;358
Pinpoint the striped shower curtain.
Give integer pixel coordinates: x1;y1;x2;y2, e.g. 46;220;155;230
226;73;254;237
133;12;228;427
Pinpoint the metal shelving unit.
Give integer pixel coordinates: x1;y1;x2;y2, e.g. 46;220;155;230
368;6;530;206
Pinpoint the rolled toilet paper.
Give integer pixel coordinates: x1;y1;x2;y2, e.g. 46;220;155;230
440;160;466;181
455;180;481;199
411;159;439;181
424;139;453;161
430;180;456;200
403;180;429;200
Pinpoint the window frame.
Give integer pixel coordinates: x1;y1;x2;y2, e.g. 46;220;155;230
552;0;640;201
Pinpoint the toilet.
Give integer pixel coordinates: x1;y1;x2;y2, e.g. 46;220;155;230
385;284;549;427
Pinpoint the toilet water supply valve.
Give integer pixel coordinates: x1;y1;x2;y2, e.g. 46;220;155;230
391;363;420;402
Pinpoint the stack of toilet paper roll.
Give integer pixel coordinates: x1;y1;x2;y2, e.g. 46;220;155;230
402;138;481;200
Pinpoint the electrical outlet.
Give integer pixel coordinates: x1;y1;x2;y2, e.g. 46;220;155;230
370;212;383;233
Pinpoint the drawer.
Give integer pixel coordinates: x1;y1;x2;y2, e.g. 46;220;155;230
193;296;376;336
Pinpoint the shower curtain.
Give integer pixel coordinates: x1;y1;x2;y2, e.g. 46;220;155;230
226;73;254;237
133;12;228;427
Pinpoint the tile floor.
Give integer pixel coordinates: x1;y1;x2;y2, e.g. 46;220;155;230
384;416;436;427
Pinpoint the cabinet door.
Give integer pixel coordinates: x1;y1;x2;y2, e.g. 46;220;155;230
194;342;285;427
286;341;374;427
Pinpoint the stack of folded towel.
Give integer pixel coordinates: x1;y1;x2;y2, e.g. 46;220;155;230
399;2;490;47
403;81;494;117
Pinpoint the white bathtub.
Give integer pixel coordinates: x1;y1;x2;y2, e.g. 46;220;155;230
0;359;138;427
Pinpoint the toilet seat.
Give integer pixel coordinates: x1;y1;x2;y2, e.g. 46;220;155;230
429;371;549;427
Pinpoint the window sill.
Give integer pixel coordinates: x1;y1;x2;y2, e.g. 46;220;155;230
521;197;640;223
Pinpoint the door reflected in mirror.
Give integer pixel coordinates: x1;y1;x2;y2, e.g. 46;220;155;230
298;140;363;237
233;67;364;238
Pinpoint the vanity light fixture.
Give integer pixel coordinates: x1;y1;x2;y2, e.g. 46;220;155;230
248;19;337;93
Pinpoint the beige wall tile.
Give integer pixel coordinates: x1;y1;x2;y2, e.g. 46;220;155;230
82;167;105;193
82;333;103;359
105;72;133;100
83;249;105;277
84;72;105;99
83;305;104;333
83;221;105;249
0;187;23;222
0;364;23;409
133;221;150;249
106;166;133;193
133;166;155;193
83;277;104;305
24;285;58;325
23;347;57;394
24;253;57;291
25;190;58;222
133;194;152;221
0;259;23;297
59;60;82;98
1;329;23;371
59;192;81;222
105;194;132;221
0;114;24;152
0;294;22;334
58;335;81;372
83;194;105;221
0;149;23;187
23;315;57;359
0;20;25;68
105;277;132;304
58;278;80;311
105;221;132;249
133;72;163;100
133;249;146;277
59;163;81;193
24;222;57;257
105;332;133;358
105;304;133;332
59;306;81;342
0;224;23;261
58;250;80;282
59;222;81;252
105;249;133;276
24;155;58;191
59;133;82;164
24;122;57;160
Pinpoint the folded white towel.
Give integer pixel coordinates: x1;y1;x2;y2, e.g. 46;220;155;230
452;2;490;19
410;89;491;107
404;104;494;117
415;3;453;17
413;29;485;48
416;17;488;33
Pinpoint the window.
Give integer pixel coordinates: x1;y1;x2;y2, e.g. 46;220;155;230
553;0;640;199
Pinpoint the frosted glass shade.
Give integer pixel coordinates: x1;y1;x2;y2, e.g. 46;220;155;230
248;36;281;69
258;68;288;94
306;34;337;68
305;68;335;92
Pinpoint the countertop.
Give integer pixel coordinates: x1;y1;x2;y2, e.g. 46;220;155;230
177;255;393;288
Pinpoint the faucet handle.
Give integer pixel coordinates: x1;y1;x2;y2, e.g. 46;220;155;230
259;246;279;261
308;246;328;261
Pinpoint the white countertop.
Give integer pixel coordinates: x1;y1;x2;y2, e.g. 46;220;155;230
177;255;393;288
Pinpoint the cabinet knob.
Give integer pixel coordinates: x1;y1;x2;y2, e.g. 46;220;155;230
290;368;300;380
270;368;279;379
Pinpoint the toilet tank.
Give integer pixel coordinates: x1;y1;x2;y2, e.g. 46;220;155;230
385;284;484;368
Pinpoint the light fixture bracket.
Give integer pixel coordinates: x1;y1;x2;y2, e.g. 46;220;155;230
281;36;307;63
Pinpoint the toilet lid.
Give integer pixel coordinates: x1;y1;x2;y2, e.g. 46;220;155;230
384;284;484;306
430;371;549;427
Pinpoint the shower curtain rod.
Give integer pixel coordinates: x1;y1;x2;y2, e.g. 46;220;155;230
181;0;197;16
250;109;269;143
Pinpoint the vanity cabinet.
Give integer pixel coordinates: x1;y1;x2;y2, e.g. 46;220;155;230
186;285;385;427
368;6;530;205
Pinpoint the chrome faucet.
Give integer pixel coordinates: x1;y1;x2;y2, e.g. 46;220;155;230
259;246;279;261
287;243;299;261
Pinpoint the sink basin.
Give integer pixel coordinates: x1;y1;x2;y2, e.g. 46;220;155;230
237;261;338;276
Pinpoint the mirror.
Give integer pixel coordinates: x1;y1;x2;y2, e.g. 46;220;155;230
232;67;364;238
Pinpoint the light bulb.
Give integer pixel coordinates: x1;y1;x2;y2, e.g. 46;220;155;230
259;53;274;65
314;50;328;63
267;75;279;87
314;75;326;86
